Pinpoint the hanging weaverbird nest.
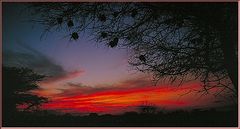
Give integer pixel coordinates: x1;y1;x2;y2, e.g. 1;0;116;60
71;32;79;40
100;32;108;38
108;37;119;48
67;20;74;27
139;55;146;62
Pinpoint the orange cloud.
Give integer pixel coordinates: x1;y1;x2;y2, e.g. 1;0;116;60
36;76;234;115
52;77;159;97
41;83;209;114
33;70;85;97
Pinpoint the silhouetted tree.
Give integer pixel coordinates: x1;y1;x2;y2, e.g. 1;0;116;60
138;102;157;114
28;3;238;95
3;66;48;124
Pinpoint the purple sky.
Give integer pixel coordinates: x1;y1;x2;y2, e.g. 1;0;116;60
3;3;236;114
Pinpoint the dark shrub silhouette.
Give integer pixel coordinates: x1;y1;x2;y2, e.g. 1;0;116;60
3;66;48;126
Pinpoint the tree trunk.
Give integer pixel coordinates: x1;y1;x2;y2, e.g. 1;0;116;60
219;5;238;92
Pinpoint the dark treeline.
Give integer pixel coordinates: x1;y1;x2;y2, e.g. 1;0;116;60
2;67;238;127
3;108;238;127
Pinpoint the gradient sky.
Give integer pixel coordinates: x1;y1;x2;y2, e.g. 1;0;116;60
3;3;235;115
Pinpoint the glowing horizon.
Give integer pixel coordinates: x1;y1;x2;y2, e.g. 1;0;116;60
35;79;228;115
4;3;236;116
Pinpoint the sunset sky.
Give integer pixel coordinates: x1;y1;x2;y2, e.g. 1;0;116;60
3;3;235;115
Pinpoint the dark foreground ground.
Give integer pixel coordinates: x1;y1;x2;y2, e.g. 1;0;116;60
3;108;238;127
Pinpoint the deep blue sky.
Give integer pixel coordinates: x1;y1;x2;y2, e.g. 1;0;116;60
3;3;142;87
3;3;234;114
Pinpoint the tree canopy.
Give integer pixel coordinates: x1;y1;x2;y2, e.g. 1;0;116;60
3;66;48;123
28;2;238;95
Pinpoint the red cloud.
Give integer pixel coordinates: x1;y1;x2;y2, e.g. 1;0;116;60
50;77;154;98
36;76;232;115
41;82;204;114
42;77;200;100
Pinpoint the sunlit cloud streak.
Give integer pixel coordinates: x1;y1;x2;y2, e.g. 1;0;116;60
40;70;84;85
41;82;223;114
